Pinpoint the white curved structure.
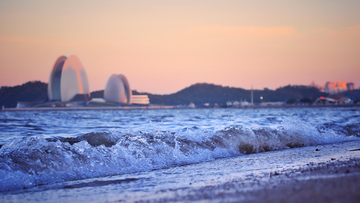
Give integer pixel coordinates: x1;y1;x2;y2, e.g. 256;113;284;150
48;55;90;101
48;56;67;101
104;74;132;104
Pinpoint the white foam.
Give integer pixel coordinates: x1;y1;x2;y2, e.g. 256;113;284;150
0;118;356;192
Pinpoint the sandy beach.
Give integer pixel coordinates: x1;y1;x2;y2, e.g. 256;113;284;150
148;157;360;203
131;142;360;203
243;162;360;203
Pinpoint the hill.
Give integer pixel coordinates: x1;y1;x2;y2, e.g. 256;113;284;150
1;82;359;108
0;81;48;108
135;83;330;106
343;90;360;101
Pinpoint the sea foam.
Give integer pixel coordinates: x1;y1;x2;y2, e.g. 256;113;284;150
0;118;356;191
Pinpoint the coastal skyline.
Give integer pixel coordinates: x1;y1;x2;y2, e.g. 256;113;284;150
1;1;360;94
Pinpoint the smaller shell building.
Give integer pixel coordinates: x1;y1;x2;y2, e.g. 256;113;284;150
102;74;150;105
104;74;132;104
48;55;90;102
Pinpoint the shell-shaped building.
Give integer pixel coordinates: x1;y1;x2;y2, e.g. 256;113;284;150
48;55;90;102
104;74;132;104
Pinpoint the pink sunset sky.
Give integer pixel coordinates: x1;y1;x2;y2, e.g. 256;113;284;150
0;0;359;94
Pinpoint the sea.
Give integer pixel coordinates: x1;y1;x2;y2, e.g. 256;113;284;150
0;107;359;202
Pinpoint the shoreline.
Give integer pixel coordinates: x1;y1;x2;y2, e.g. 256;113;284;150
139;152;360;203
0;104;176;111
1;103;359;111
127;141;360;202
222;157;360;203
1;141;360;202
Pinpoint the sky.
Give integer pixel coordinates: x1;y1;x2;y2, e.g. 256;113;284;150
0;0;359;94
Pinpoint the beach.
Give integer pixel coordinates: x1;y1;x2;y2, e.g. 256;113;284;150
119;141;360;203
142;149;360;203
241;160;360;203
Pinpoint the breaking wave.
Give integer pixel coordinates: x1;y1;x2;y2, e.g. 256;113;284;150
0;118;357;191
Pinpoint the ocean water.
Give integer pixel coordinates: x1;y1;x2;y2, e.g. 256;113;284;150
0;107;359;202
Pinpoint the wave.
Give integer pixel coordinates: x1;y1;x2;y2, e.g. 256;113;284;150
0;118;357;191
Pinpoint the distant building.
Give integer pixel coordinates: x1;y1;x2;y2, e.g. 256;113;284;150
131;95;150;105
260;102;285;106
188;102;195;108
104;74;132;104
48;55;90;102
347;83;355;91
311;81;355;94
325;81;348;93
240;101;252;106
90;98;106;103
16;102;30;108
314;96;351;104
226;100;252;107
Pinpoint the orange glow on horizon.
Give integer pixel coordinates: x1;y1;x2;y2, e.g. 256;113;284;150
181;26;296;38
0;1;359;94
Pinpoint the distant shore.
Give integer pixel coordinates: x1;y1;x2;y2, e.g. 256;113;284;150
0;104;175;111
2;81;360;112
1;103;359;111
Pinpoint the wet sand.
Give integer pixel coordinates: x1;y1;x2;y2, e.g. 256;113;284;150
244;167;360;203
140;156;360;203
204;159;360;203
